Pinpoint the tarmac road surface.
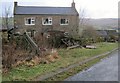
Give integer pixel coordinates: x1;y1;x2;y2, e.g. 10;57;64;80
65;50;118;81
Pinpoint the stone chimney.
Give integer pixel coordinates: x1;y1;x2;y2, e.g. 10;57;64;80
14;2;18;7
14;2;18;15
71;0;75;8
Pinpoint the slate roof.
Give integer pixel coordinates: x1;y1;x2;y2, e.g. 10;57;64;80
96;30;118;37
96;30;108;37
105;30;118;36
14;6;78;15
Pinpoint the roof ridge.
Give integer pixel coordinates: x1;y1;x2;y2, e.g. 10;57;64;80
17;6;72;8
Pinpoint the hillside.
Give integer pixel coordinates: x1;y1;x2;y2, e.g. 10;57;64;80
84;18;118;30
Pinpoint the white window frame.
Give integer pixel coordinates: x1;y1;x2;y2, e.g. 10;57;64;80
42;17;52;25
60;18;69;25
25;17;35;25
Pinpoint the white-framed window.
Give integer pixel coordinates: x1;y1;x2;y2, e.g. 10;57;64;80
60;19;69;25
42;17;52;25
25;17;35;25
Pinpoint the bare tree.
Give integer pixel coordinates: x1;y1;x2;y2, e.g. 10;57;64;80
79;8;90;36
2;5;13;41
2;6;11;30
79;8;91;26
79;8;93;37
79;8;85;25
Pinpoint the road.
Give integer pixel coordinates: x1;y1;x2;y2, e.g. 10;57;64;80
65;50;118;81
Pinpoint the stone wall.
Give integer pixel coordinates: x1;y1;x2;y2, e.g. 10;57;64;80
14;14;79;37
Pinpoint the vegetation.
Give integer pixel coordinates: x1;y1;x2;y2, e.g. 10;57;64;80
1;3;118;82
78;25;100;46
2;17;13;27
45;53;109;81
2;42;118;81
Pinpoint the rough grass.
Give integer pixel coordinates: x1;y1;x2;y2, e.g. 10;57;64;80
2;42;118;81
45;54;109;81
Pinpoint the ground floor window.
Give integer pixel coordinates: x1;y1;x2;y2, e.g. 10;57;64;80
60;19;69;25
25;17;35;25
42;17;52;25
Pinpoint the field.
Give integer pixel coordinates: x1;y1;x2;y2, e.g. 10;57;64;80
2;42;118;81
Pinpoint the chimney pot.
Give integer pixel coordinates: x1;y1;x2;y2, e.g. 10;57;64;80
14;2;17;7
71;0;75;8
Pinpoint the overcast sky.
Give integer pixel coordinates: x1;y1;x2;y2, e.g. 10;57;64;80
0;0;119;18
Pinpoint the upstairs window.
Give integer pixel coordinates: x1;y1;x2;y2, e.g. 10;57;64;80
25;17;35;25
42;17;52;25
60;19;69;25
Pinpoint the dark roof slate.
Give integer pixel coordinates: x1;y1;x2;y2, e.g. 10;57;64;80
96;30;108;36
15;6;78;15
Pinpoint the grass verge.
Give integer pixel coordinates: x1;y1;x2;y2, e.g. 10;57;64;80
2;42;118;81
45;53;110;81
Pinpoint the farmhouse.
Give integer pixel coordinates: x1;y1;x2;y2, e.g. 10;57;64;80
14;1;79;37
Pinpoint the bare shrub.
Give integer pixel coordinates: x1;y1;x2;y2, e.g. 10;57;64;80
2;41;31;69
81;25;100;45
46;55;55;62
51;49;59;59
2;43;16;69
45;49;59;63
34;32;49;48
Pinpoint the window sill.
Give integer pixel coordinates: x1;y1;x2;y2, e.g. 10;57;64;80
60;24;69;25
42;24;52;25
25;24;35;25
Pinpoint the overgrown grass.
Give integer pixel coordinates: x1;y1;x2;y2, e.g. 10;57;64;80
45;54;109;81
2;42;118;81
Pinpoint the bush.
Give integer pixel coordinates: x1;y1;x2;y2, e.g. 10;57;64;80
34;31;66;48
81;25;100;45
2;44;16;69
